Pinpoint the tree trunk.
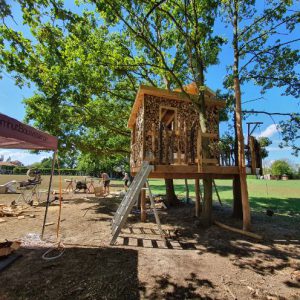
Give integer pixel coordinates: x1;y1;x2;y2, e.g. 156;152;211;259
233;0;251;230
165;179;180;206
232;113;243;219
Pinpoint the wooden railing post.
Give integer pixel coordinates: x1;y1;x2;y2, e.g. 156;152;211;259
151;123;156;163
158;122;163;164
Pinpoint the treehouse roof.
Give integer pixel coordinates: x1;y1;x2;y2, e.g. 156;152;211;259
128;84;226;129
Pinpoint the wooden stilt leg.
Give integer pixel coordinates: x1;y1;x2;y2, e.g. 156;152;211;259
201;177;213;227
195;179;201;217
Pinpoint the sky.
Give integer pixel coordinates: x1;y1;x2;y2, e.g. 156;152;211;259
0;1;299;167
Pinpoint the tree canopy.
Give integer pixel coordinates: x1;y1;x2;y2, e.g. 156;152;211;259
0;0;299;167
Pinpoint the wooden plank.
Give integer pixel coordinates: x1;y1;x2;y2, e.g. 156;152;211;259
131;165;239;178
202;158;218;165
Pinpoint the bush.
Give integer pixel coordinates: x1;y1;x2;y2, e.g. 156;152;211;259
270;160;293;176
12;167;84;176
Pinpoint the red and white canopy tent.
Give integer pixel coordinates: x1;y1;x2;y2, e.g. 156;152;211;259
0;113;58;237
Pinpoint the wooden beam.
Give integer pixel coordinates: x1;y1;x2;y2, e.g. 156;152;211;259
214;221;263;240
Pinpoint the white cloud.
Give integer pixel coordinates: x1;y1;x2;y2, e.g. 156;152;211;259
257;124;280;138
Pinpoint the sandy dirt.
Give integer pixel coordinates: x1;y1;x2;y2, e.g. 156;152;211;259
0;186;299;300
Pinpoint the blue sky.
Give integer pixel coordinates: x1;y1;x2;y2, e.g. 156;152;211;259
0;1;299;166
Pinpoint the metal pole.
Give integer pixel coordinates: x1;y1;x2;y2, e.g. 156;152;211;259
41;151;56;238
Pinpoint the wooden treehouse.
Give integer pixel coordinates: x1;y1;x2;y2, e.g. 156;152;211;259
110;83;259;243
128;84;240;179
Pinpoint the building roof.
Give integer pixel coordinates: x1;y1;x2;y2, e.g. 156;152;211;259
127;84;226;129
0;161;17;167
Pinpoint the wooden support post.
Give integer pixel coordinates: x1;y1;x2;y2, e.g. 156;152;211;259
184;122;188;164
201;177;213;227
152;123;156;163
197;129;202;172
195;179;201;217
159;122;163;164
141;184;146;222
165;129;169;165
177;121;182;165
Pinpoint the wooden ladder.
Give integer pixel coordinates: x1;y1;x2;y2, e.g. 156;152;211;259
110;161;164;245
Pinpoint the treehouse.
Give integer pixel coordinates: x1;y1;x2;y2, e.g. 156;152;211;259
128;84;240;179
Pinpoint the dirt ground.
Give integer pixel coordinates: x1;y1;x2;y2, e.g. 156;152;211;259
0;185;299;300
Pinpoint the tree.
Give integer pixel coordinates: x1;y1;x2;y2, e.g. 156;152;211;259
270;160;293;176
257;137;272;159
1;0;225;223
92;0;224;224
221;0;299;229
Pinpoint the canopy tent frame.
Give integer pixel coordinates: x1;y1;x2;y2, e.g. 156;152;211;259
0;113;58;238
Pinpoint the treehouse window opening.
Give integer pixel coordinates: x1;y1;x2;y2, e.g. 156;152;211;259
159;106;177;131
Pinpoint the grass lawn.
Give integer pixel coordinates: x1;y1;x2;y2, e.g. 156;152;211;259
148;178;300;215
0;175;299;215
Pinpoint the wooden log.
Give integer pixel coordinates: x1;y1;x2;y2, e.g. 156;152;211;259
195;179;201;217
141;184;146;222
214;221;263;240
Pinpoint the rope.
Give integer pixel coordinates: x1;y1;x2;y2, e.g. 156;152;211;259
42;151;65;260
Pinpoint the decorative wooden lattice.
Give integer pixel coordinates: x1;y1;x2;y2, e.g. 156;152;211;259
130;93;222;169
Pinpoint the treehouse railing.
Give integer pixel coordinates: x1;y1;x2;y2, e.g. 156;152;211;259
130;122;260;174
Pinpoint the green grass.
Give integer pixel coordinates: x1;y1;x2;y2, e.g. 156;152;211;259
0;175;299;215
148;178;300;215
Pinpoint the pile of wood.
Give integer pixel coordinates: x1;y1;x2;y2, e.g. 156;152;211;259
0;204;30;219
0;241;21;257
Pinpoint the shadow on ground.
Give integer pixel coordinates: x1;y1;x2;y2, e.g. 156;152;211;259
0;247;139;300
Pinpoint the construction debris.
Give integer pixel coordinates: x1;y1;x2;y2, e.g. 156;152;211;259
0;204;28;217
0;241;21;257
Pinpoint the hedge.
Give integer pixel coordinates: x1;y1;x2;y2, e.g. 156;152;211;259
12;167;84;176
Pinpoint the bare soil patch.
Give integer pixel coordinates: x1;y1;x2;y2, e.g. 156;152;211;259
0;187;299;299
